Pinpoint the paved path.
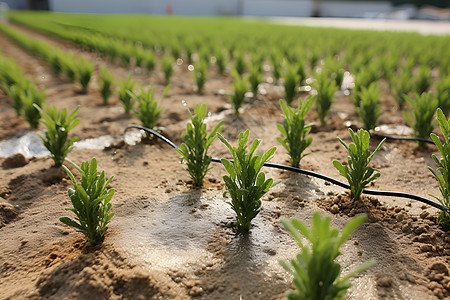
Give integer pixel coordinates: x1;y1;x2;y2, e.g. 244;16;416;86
268;17;450;35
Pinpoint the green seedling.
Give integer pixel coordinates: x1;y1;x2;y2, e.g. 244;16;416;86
356;82;382;131
176;104;223;187
436;77;450;116
333;128;385;201
389;72;413;109
270;52;282;84
234;52;246;76
217;130;280;233
428;108;450;229
323;56;344;88
132;84;170;132
144;51;156;73
230;71;248;115
313;72;338;124
351;66;378;108
117;74;136;114
162;56;174;83
61;158;115;245
98;65;114;105
248;64;262;97
194;61;208;94
277;97;314;168
34;104;80;167
22;86;45;129
415;66;431;94
62;52;77;83
215;49;227;74
403;92;438;147
283;61;300;104
280;212;374;300
76;56;94;93
4;84;25;116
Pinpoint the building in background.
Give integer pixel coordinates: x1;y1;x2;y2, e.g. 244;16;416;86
4;0;449;19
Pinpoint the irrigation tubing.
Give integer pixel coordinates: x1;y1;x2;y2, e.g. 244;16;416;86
125;125;449;213
372;133;434;145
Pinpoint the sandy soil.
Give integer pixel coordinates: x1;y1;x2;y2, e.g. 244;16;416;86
0;24;449;300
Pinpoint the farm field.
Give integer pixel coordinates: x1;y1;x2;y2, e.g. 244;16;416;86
0;12;450;299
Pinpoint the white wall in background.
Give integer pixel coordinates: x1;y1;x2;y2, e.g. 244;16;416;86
320;1;392;18
243;0;312;17
49;0;313;17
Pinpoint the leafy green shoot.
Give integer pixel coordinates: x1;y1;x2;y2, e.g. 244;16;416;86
22;85;45;129
428;108;450;229
277;97;315;168
313;71;338;124
414;66;431;95
356;82;382;131
194;61;208;94
34;104;80;167
61;158;115;245
217;130;280;233
230;71;248;115
234;52;246;76
76;56;94;93
215;49;227;74
162;56;174;84
436;77;450;116
403;92;438;147
98;65;114;105
333;128;385;201
283;61;300;105
389;72;413;109
176;104;223;187
280;212;374;300
117;74;136;114
132;84;170;132
248;64;263;98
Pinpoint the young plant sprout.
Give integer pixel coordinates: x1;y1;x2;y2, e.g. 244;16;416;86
313;71;338;124
194;61;208;94
62;52;77;83
428;108;450;229
270;52;282;84
436;77;450;116
22;86;45;129
230;71;248;115
162;56;174;84
98;65;114;105
215;49;227;74
356;82;382;131
414;66;431;95
389;72;413;109
117;74;136;114
61;158;115;245
34;104;80;167
403;92;438;147
280;212;374;300
234;52;246;76
176;104;223;187
132;84;170;132
248;64;262;97
4;84;24;116
144;51;155;73
283;61;300;104
76;56;94;93
217;130;280;233
333;128;385;201
277;97;315;168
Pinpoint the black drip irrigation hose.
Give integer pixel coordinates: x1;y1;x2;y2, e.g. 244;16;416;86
372;133;434;145
125;125;450;213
